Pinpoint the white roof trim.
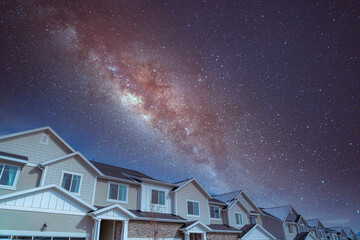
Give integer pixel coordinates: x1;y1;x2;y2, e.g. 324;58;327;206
240;191;263;214
92;204;136;218
0;155;28;164
173;178;212;199
0;126;76;153
40;152;103;176
181;221;212;232
228;199;250;214
241;224;276;240
0;184;96;211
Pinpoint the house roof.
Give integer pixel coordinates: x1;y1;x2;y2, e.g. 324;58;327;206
208;224;241;232
128;210;187;222
209;198;227;205
40;152;103;176
294;232;311;240
261;205;292;221
306;219;319;228
0;126;76;153
213;190;242;203
181;221;212;232
239;224;256;237
91;161;139;182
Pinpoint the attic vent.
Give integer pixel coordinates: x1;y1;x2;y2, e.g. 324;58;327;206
39;133;49;145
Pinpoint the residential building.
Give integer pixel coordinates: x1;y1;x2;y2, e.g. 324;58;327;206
306;219;326;240
0;127;277;240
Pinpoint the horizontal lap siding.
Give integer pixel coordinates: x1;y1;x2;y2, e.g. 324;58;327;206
94;178;138;209
0;209;93;234
229;202;249;229
43;156;96;204
0;132;70;164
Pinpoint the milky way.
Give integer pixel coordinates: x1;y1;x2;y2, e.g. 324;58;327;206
0;0;359;232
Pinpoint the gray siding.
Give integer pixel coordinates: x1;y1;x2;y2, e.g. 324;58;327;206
0;163;41;196
43;156;97;204
176;181;210;224
228;202;249;229
209;204;224;225
94;178;138;209
0;131;71;164
0;209;94;235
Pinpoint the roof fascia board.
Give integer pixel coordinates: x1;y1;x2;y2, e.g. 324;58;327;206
100;175;140;185
142;178;177;187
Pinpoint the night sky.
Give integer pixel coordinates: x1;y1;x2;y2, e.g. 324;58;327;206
1;0;359;232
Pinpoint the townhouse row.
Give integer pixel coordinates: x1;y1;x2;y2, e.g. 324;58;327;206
0;127;357;240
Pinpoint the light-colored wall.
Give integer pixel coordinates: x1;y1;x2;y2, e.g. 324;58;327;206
283;222;298;240
140;182;173;213
0;209;93;235
228;202;249;229
0;131;71;164
297;218;308;232
209;204;224;225
0;162;41;196
43;156;96;204
261;215;285;240
94;178;138;209
238;193;256;212
176;181;210;224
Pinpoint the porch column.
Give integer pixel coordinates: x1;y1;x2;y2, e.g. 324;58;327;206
202;233;206;240
121;220;129;240
184;232;190;240
95;219;101;240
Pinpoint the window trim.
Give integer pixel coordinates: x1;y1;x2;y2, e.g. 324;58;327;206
106;181;129;204
209;205;221;219
186;199;200;217
59;170;83;196
288;223;296;234
0;162;20;190
249;215;257;224
39;133;50;145
234;212;243;226
150;188;166;206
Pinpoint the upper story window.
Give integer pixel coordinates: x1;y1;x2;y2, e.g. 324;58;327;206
151;189;165;205
210;205;220;219
0;164;19;189
108;183;128;202
250;216;257;224
318;230;324;239
288;224;297;234
187;200;200;216
300;224;306;232
61;171;82;194
235;212;243;225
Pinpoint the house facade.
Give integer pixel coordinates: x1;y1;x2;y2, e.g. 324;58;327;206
0;127;277;240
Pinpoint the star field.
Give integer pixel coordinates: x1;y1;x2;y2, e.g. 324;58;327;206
0;0;359;232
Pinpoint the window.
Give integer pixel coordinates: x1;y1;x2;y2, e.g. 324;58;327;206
300;224;306;232
151;189;165;205
0;164;18;188
288;224;295;234
250;216;257;224
108;183;128;202
319;231;324;239
210;205;220;219
235;213;243;225
39;133;49;145
61;172;82;194
187;200;200;216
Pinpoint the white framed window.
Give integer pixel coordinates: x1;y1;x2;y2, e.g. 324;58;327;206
250;216;257;224
288;224;296;234
235;212;243;225
107;182;128;203
0;163;20;190
39;133;50;145
318;230;324;239
60;171;82;194
210;205;220;219
151;189;165;205
187;200;200;216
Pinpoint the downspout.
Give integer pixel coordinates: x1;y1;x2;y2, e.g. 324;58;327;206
37;164;46;187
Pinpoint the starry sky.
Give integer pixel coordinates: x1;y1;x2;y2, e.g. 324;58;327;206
0;0;359;232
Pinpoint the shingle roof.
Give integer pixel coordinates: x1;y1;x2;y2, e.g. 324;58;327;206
261;205;291;221
209;198;227;204
294;232;310;240
306;219;319;228
128;210;187;221
239;224;256;237
0;151;28;161
208;224;241;232
213;190;241;203
91;161;155;182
